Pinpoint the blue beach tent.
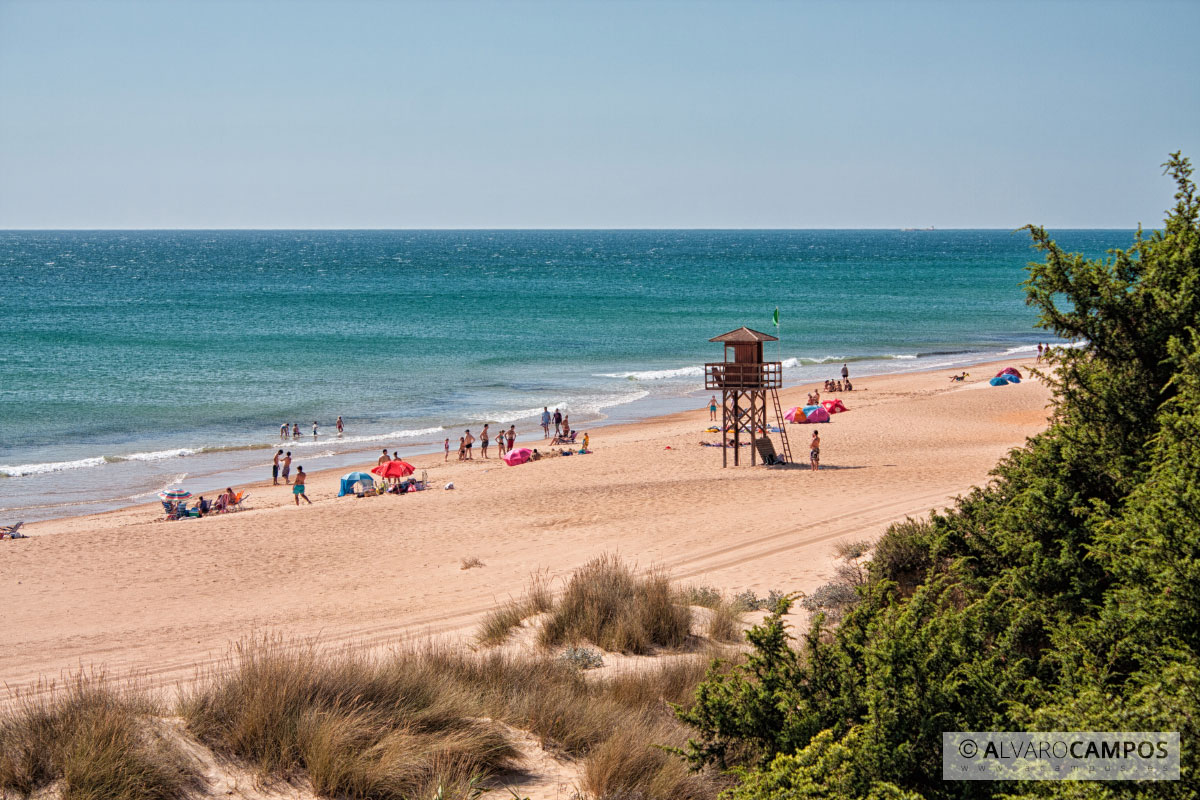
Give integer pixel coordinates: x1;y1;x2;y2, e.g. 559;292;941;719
338;471;376;497
1003;373;1021;383
989;376;1009;386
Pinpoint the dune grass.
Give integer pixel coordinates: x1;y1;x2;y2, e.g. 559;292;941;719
179;639;516;799
476;570;553;646
176;637;731;800
0;675;198;800
539;554;692;654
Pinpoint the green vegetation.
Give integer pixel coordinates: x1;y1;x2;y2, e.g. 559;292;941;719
678;154;1200;799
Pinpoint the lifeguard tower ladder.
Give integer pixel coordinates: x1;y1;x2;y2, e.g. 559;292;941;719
705;327;793;467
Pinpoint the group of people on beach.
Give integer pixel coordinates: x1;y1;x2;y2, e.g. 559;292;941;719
272;449;309;503
280;417;343;440
539;407;570;439
447;424;518;461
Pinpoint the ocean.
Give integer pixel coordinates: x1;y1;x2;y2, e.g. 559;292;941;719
0;229;1133;522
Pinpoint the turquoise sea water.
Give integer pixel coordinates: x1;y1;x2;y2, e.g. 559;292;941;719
0;230;1134;522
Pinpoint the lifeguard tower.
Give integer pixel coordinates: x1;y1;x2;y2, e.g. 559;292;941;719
705;327;793;467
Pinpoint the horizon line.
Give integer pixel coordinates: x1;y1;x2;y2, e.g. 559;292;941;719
0;226;1143;232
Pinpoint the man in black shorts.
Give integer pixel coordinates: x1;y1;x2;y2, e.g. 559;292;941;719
273;449;283;485
464;429;475;459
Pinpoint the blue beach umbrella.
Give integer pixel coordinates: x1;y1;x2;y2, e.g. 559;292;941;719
339;471;376;497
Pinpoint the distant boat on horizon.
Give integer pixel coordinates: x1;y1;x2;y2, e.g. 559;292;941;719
900;226;936;232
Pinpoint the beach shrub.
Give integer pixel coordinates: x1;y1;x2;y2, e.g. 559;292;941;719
539;554;692;654
679;154;1200;798
558;645;604;670
0;675;198;800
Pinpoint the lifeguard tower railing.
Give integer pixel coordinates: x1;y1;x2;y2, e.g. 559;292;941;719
705;362;783;390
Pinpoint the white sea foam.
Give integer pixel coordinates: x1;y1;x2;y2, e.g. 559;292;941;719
596;365;705;381
477;390;651;425
289;426;445;447
123;447;199;462
0;456;108;477
887;354;919;360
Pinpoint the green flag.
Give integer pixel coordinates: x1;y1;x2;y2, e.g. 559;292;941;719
772;307;779;327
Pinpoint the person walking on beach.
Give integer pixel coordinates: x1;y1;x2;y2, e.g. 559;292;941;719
480;424;490;458
282;451;292;484
810;431;820;472
464;429;475;459
336;416;344;435
541;407;551;438
293;467;311;504
506;425;516;452
709;395;718;421
273;449;283;485
280;422;289;440
553;408;562;436
841;363;849;382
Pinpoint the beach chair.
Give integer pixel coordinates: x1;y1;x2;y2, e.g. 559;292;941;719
231;491;249;511
1;521;25;539
754;436;785;466
551;430;577;446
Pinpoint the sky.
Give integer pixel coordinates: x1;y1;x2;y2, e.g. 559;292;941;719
1;0;1197;229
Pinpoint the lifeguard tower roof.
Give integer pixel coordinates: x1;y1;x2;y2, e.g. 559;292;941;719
708;326;779;343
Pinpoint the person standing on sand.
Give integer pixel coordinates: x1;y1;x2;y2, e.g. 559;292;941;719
506;425;516;452
464;429;475;459
444;438;450;461
280;422;289;440
458;436;466;461
282;451;292;483
553;408;562;436
496;430;506;457
336;416;344;435
810;431;820;472
378;449;390;466
293;467;311;504
480;424;490;458
541;407;551;438
709;395;718;421
582;432;589;451
841;363;849;382
273;449;283;485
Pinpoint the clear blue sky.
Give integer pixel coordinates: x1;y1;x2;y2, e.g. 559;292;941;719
1;0;1197;229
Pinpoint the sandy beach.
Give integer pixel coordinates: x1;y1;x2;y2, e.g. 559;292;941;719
0;359;1051;704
